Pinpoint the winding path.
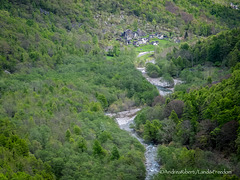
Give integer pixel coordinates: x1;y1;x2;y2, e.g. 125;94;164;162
137;51;154;57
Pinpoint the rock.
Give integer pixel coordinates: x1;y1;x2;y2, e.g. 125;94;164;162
137;28;146;36
160;79;174;88
121;29;134;40
4;70;11;74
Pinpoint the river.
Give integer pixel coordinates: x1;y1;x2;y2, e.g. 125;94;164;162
106;52;182;180
105;108;160;180
136;59;182;96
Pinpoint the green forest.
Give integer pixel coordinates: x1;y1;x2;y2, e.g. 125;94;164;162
0;0;240;179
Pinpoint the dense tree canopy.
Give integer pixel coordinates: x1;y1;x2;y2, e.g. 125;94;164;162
1;0;240;179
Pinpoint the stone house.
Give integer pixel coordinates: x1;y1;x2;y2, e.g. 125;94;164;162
150;41;159;46
121;29;146;42
230;3;239;10
133;41;139;46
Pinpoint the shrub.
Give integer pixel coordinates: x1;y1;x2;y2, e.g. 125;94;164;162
164;100;184;118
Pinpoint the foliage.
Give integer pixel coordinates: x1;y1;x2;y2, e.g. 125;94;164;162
168;29;240;68
146;63;161;78
164;100;185;118
1;0;240;179
151;64;240;178
134;106;164;135
182;68;240;126
169;110;179;124
0;120;55;179
111;146;120;160
0;52;155;179
155;144;232;180
143;120;162;143
0;0;239;73
134;44;240;179
161;73;174;88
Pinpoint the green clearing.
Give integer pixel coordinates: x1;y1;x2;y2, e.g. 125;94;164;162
134;39;177;67
106;56;114;60
157;39;176;48
134;39;176;53
134;44;156;53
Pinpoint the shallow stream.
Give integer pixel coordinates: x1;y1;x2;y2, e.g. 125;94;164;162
105;109;160;180
106;52;182;179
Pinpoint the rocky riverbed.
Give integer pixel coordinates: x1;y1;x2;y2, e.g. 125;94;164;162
136;67;183;96
106;52;183;179
106;108;160;180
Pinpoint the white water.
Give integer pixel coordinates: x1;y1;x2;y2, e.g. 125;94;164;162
106;52;183;179
106;108;160;180
136;67;182;96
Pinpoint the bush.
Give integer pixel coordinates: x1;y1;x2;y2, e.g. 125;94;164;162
161;73;174;88
155;145;231;180
146;63;161;78
152;95;165;106
164;100;184;118
158;118;176;144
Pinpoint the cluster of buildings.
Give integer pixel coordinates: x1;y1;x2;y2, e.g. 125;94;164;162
118;29;173;47
230;2;239;10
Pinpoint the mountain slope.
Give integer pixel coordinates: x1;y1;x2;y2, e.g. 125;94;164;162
1;0;240;73
0;0;240;179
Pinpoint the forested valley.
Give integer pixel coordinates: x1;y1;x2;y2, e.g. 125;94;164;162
0;0;240;179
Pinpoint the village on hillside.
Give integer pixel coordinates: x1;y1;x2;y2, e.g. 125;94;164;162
117;29;184;47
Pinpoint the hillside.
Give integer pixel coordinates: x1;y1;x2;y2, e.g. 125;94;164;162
0;0;240;179
132;29;240;179
1;0;240;73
